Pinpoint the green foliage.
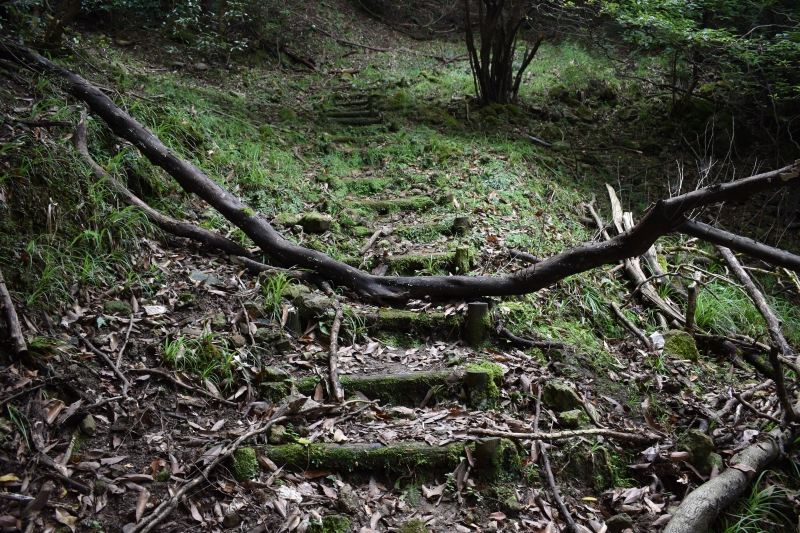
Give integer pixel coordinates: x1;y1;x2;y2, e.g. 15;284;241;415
261;273;291;321
163;334;237;391
604;0;800;101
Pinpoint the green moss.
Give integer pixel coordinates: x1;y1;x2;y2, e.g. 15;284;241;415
399;519;430;533
377;309;463;331
155;470;170;482
466;361;503;408
308;515;351;533
344;196;435;215
395;222;452;241
229;447;260;481
104;300;132;316
663;330;700;362
350;225;373;237
241;207;255;216
341;177;391;195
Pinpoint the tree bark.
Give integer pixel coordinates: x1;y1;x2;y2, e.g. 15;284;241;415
5;43;799;302
664;399;800;533
0;267;27;356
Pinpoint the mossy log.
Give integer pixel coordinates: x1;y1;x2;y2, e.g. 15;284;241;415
297;369;462;406
259;442;464;475
323;134;384;145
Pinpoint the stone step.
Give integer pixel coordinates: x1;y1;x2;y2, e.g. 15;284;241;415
343;195;436;214
322;133;385;145
327;116;383;126
326;109;377;118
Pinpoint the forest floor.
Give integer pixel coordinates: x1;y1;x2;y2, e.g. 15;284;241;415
1;2;800;533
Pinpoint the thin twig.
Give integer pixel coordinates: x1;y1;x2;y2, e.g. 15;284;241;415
115;315;136;368
610;302;653;351
733;392;782;424
469;427;659;443
713;380;774;423
0;383;45;407
534;384;579;533
80;336;130;396
127;368;237;406
130;415;288;533
497;324;564;351
0;267;27;355
328;303;345;403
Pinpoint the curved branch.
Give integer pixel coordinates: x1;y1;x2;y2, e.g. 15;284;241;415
6;42;798;301
72;114;255;259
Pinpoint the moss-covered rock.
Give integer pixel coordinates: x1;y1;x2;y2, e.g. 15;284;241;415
606;513;633;533
229;447;259;481
399;519;430;533
542;381;582;412
677;429;714;461
104;300;132;316
299;211;332;233
663;330;700;362
696;451;723;476
308;515;351;533
337;484;359;514
294;292;331;318
557;408;588;428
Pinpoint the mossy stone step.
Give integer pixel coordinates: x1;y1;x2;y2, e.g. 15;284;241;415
339;176;392;194
395;221;456;241
326;109;377;118
322;133;385;145
343;195;436;214
258;438;519;480
327;116;383;126
259;442;464;476
297;370;461;405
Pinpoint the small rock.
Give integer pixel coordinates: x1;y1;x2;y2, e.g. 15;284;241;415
696;451;723;476
576;105;594;122
110;417;131;432
300;211;332;233
190;270;224;287
104;300;132;316
231;334;247;347
677;429;714;461
606;513;633;533
539;122;561;141
79;414;96;436
556;408;588;428
663;330;700;362
292;224;304;234
617;107;638;121
269;424;290;444
501;494;522;517
122;524;136;533
262;366;290;381
338;484;360;514
194;62;209;71
211;312;227;330
222;511;242;529
542;381;583;411
294;292;332;318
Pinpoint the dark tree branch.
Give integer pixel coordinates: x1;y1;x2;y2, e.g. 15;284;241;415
681;217;800;273
5;43;798;302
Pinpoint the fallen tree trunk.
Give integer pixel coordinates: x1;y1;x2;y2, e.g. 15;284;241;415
5;43;799;301
664;399;800;533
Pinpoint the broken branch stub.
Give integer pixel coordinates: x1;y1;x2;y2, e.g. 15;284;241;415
6;44;799;301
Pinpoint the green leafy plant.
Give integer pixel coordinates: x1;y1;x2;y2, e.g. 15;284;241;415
262;273;291;320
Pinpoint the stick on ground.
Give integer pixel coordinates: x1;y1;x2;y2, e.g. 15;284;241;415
328;303;345;403
0;267;27;355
